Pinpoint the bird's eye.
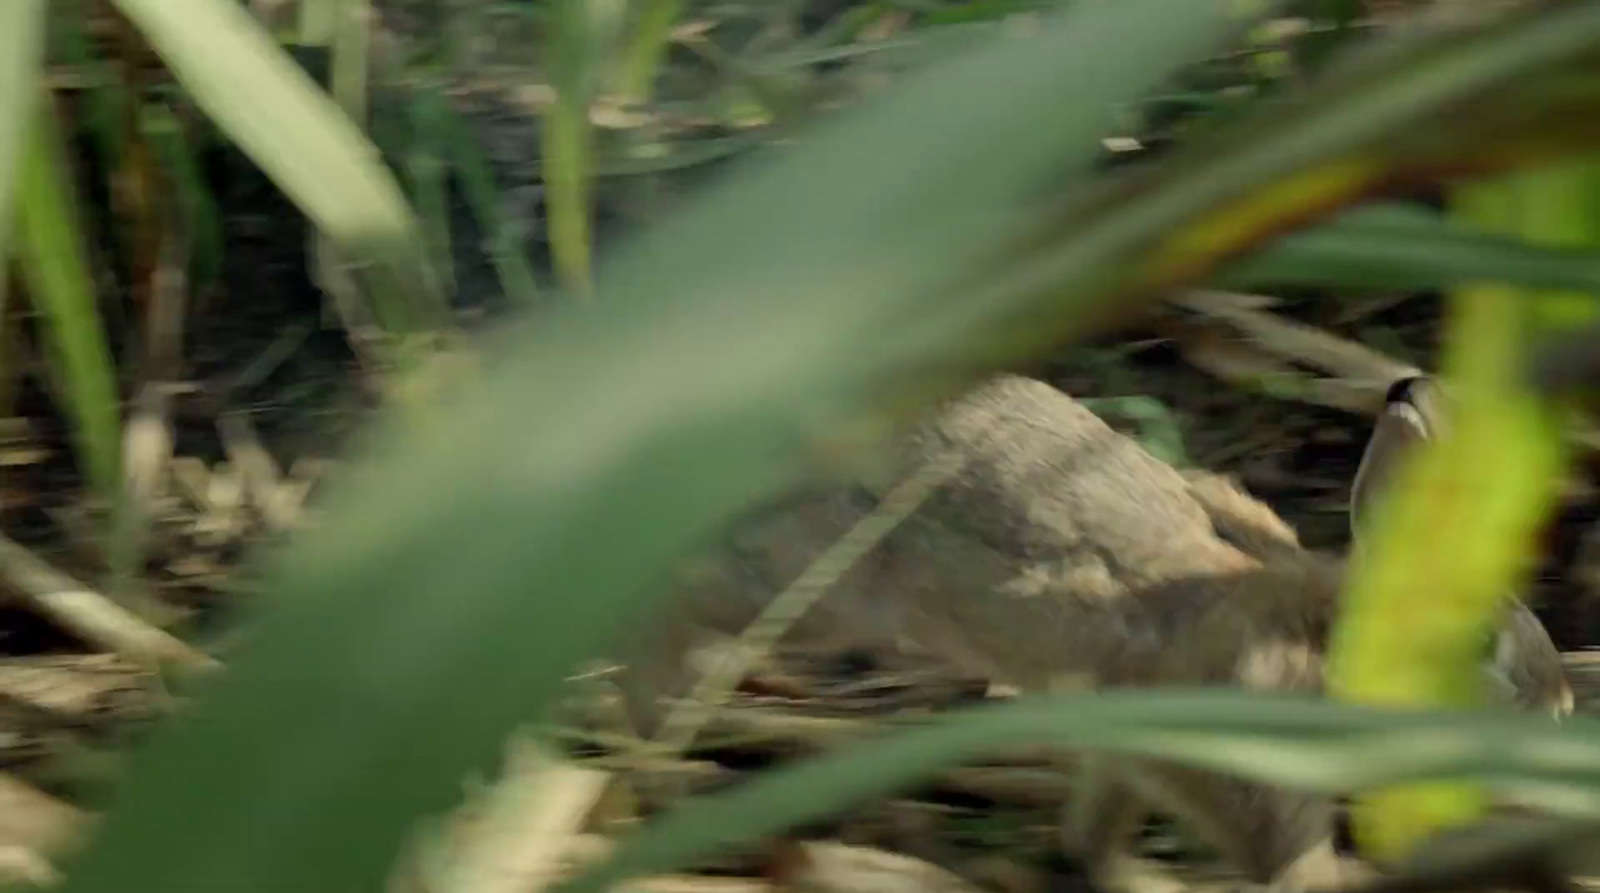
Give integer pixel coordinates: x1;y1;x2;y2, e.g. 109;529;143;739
1384;375;1426;406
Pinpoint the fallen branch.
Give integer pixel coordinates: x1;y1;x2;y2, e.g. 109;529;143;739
0;534;218;671
1174;290;1421;396
218;411;299;533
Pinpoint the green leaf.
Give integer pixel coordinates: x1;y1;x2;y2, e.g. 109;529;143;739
0;0;45;265
432;93;542;305
108;0;449;333
559;691;1600;893
617;0;685;103
14;97;122;503
545;0;627;300
1222;203;1600;295
1330;164;1590;862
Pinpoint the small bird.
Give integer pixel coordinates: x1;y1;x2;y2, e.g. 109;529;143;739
1349;373;1573;718
1350;374;1449;542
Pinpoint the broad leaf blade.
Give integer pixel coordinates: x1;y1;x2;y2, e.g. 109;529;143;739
14;99;122;503
1332;162;1595;862
109;0;448;332
560;691;1600;893
0;0;45;266
1221;203;1600;295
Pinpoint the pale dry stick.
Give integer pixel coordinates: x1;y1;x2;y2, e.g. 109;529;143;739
0;772;89;886
0;773;89;885
182;461;254;549
425;737;611;893
104;221;190;616
1174;323;1381;416
217;411;299;533
1174;297;1600;461
264;457;327;530
0;847;57;888
121;385;175;529
168;457;250;539
1174;290;1423;400
168;456;216;513
141;226;190;384
0;772;88;857
0;534;218;672
648;448;971;759
108;383;180;624
0;654;152;721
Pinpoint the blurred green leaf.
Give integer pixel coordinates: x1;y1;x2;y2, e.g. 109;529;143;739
52;11;129;180
1331;162;1590;862
618;0;685;103
405;84;458;303
1221;202;1600;295
54;4;1265;892
545;0;628;300
109;0;448;333
14;96;122;503
922;0;1061;27
432;91;542;305
559;691;1600;893
0;0;46;266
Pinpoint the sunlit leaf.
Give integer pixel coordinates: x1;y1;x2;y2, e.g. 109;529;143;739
108;0;448;333
14;97;122;503
0;0;46;266
1329;164;1591;863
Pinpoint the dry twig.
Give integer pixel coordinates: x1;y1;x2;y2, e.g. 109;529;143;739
0;534;218;671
